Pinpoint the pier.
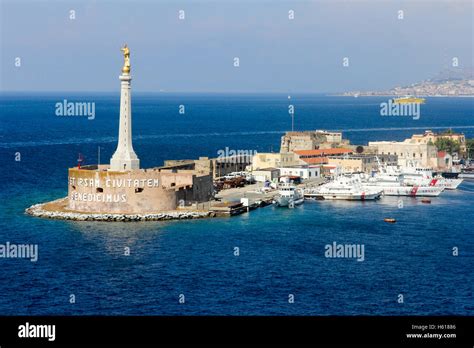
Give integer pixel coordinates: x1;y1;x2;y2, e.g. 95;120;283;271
209;178;325;216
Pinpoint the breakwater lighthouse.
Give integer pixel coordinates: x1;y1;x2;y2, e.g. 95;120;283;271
25;46;214;220
110;44;140;171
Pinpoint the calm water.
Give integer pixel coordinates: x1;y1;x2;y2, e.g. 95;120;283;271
0;94;473;315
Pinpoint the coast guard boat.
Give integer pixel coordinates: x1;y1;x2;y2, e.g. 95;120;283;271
354;172;444;197
305;176;382;201
386;164;463;190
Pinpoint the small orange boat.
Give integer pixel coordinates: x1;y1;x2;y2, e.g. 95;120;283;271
384;218;396;223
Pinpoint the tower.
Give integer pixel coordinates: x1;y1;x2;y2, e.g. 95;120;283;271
110;44;140;171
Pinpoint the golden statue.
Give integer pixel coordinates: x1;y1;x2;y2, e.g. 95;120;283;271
121;44;131;74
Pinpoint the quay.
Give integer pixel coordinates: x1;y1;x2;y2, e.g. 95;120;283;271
26;178;325;221
208;178;325;216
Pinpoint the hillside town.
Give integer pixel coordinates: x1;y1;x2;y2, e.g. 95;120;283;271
342;79;474;97
341;68;474;97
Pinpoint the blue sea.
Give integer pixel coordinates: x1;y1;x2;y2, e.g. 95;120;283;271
0;94;473;315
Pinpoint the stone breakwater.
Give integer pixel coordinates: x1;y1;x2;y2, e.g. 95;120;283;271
25;199;213;222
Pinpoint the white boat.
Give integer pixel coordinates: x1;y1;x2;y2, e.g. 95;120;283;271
305;176;382;201
356;172;444;197
392;165;463;190
274;182;304;208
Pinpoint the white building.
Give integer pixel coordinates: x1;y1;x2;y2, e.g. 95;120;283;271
252;168;280;182
278;166;321;180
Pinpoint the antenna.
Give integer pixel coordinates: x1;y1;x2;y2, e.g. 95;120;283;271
77;153;84;169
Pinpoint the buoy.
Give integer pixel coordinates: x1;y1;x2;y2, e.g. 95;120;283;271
384;218;396;223
421;199;431;204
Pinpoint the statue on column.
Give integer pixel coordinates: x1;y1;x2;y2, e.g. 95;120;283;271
121;44;131;74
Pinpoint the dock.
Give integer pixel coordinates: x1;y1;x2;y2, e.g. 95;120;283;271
211;178;325;216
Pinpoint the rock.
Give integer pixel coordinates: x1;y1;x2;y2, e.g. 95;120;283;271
25;201;216;222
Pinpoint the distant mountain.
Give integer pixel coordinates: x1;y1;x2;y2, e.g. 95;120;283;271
428;67;473;83
340;67;474;97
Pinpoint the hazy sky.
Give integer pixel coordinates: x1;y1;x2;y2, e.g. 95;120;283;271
1;0;472;93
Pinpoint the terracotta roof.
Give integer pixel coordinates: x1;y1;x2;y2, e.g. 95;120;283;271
294;148;353;157
437;151;447;158
301;157;328;164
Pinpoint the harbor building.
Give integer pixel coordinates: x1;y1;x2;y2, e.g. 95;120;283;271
437;151;453;169
280;130;349;152
252;168;280;182
293;148;353;162
67;46;213;214
327;154;398;173
164;155;252;179
251;152;304;170
278;166;321;180
368;130;466;169
410;130;467;156
368;140;438;168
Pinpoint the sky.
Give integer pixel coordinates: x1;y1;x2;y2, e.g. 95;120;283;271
0;0;472;93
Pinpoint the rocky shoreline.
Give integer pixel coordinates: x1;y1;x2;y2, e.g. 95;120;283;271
25;199;214;222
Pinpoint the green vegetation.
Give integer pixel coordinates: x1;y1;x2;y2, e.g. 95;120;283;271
466;139;474;158
435;138;461;155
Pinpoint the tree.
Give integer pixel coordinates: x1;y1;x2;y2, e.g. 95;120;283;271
466;139;474;159
434;138;460;155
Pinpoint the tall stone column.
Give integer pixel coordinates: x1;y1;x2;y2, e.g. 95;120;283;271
110;45;140;171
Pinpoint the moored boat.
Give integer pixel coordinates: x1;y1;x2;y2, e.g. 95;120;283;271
305;176;382;201
274;182;304;208
354;172;444;197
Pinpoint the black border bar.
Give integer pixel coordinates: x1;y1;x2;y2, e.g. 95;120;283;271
0;316;473;345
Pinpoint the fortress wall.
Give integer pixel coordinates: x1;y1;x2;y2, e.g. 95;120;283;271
68;168;178;213
160;172;195;187
192;175;214;202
